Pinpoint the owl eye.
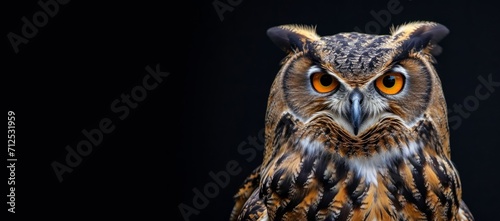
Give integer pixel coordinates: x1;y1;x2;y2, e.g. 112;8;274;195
311;72;339;93
375;72;405;95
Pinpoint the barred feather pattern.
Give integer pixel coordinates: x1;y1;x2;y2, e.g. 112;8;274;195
233;113;471;221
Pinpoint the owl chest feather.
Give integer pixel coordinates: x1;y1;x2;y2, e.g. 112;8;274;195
259;115;462;221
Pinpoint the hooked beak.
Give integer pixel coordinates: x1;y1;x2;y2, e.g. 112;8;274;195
349;89;364;135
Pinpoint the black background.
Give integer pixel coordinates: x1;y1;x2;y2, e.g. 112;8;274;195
4;0;499;220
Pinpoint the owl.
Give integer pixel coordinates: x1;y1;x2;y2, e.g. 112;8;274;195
229;21;474;221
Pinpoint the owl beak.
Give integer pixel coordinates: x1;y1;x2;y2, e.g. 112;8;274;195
349;89;364;135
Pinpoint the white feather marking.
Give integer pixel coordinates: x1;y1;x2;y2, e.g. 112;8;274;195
306;65;322;76
258;212;269;221
347;141;421;186
297;129;422;187
299;138;323;155
458;208;469;221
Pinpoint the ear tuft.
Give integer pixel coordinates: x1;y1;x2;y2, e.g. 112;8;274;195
392;21;449;56
267;24;320;53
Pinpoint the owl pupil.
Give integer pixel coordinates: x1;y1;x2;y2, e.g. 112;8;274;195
320;74;332;86
383;76;396;88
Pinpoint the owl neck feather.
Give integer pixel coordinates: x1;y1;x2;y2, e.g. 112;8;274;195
260;113;462;220
265;112;446;186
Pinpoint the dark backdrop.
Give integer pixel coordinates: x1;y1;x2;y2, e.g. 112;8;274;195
4;0;499;220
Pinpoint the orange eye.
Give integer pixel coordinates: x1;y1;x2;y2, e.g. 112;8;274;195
375;72;405;95
311;72;339;93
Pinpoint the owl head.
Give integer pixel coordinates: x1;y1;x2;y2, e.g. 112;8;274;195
264;21;450;157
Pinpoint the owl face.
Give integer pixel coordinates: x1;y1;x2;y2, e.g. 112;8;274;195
268;22;449;136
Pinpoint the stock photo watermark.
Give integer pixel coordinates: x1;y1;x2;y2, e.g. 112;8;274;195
448;73;500;130
213;0;243;21
353;0;409;34
51;63;170;183
7;0;71;54
178;128;265;221
7;111;17;213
